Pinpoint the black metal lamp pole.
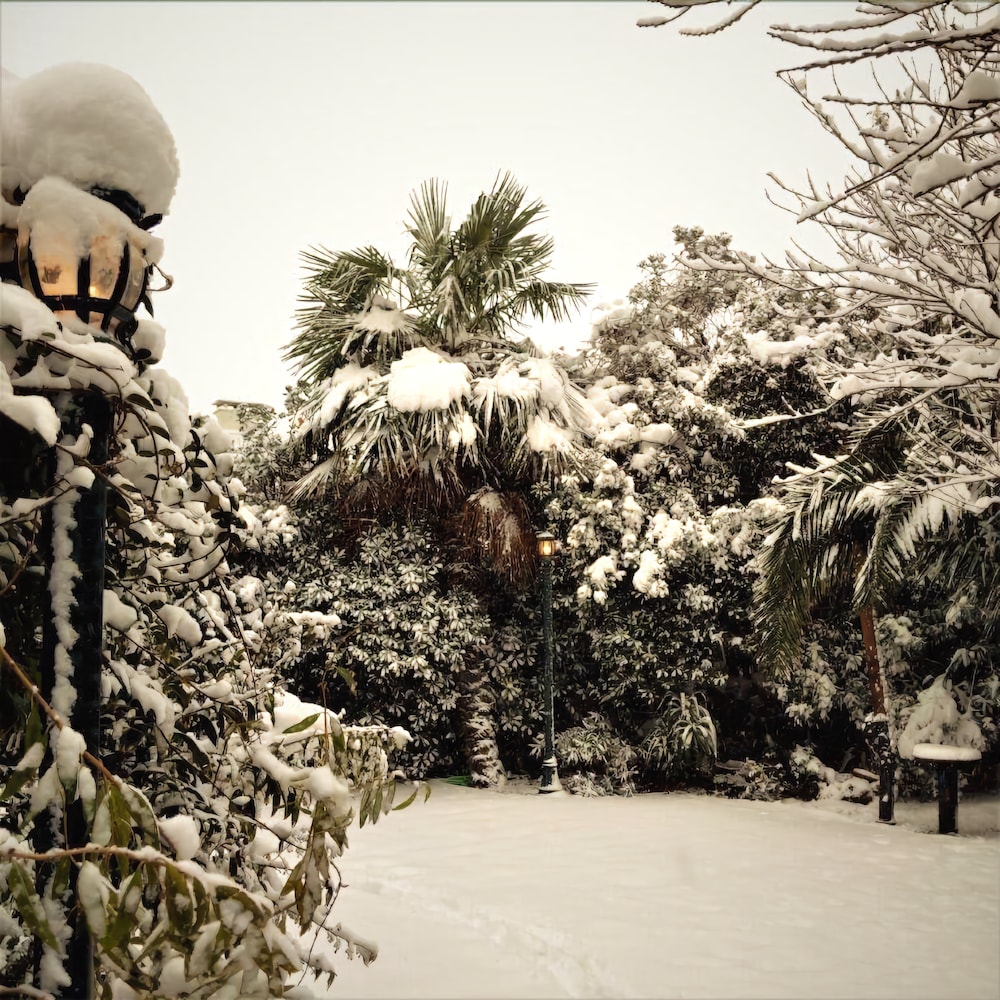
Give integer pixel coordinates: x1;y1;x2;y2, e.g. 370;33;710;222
536;531;561;794
12;186;157;1000
36;390;112;999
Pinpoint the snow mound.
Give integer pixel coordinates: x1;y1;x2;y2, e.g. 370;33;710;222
2;62;179;216
386;347;470;412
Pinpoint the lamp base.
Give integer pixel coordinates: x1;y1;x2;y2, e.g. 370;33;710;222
539;757;564;794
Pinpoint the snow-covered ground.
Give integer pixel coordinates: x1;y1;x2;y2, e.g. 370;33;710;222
290;780;1000;999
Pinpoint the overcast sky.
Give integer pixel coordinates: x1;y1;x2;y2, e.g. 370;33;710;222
2;1;852;413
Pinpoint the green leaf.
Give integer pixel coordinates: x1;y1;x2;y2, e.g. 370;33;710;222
101;867;146;956
164;864;195;934
125;392;155;410
0;742;44;802
9;862;61;951
391;786;420;811
52;854;72;898
281;712;321;734
120;785;160;847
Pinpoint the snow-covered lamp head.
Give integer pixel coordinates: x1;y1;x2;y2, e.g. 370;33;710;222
13;175;166;344
0;62;179;355
536;530;558;560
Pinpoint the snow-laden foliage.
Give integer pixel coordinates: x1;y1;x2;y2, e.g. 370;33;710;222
0;286;418;996
640;2;1000;786
525;240;851;790
236;509;499;778
642;1;1000;553
529;713;637;797
535;230;996;795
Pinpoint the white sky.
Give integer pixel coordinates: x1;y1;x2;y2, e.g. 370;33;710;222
1;1;853;413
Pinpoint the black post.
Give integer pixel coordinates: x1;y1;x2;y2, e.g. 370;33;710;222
938;765;959;835
865;718;895;824
34;389;112;1000
539;551;559;793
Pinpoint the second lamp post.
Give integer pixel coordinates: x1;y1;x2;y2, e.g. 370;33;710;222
537;531;562;793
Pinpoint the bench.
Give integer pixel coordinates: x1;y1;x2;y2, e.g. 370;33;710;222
911;743;982;834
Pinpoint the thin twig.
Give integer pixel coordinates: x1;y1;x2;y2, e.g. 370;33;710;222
0;644;121;787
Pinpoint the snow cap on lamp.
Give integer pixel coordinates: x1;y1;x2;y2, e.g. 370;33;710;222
1;61;179;218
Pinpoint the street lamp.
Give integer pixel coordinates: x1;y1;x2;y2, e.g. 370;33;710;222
536;531;562;794
1;63;176;998
1;180;168;999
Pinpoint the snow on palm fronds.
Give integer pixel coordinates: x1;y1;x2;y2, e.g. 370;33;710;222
283;175;594;516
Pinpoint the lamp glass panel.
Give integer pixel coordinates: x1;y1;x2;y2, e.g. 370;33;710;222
119;240;147;312
88;235;120;299
34;254;78;297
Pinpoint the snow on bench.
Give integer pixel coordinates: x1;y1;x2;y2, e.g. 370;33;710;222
912;744;982;763
911;743;982;834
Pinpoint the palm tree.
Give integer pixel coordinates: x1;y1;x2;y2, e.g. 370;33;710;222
284;173;594;571
756;458;891;815
282;173;595;785
751;413;996;820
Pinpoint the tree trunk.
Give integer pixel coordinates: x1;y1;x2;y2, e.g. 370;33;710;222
855;544;894;823
455;659;506;789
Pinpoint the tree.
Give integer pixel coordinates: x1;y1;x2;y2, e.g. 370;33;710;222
284;172;593;533
639;1;1000;799
279;173;595;785
530;236;854;792
641;0;999;504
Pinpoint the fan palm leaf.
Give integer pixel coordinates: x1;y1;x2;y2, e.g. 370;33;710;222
287;246;408;381
405;178;451;268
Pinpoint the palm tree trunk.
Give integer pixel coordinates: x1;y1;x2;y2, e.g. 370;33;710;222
855;544;895;822
858;603;887;716
455;658;506;789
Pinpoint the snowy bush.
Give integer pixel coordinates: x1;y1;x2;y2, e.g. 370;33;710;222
531;713;637;796
251;514;501;781
640;693;718;785
897;676;984;760
714;758;787;802
530;243;855;788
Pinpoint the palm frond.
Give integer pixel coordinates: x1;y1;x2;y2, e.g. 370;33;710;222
287;455;341;503
502;279;596;326
285;245;405;381
753;420;913;676
406;179;451;269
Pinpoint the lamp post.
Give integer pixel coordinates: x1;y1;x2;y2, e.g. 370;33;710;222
3;180;166;1000
536;531;562;794
1;62;178;999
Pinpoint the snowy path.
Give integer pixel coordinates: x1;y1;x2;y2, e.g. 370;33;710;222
292;782;1000;999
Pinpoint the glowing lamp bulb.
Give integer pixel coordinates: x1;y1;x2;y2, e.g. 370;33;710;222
536;531;557;559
